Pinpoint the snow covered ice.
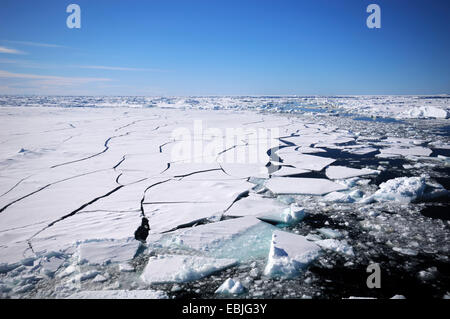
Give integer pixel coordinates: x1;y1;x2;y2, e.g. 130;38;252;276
264;230;321;278
0;95;449;299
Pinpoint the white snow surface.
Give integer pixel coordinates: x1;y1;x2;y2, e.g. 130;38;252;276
0;97;449;298
325;166;379;180
140;255;236;284
265;177;347;195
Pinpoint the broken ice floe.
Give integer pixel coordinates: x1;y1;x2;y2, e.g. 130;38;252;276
224;193;304;224
325;166;379;180
277;153;335;172
265;177;347;196
378;146;433;158
159;216;277;262
264;230;321;278
140;255;236;284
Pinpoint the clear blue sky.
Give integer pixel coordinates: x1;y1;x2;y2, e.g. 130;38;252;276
0;0;449;95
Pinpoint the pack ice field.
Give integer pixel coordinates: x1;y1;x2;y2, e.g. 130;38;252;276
0;95;449;299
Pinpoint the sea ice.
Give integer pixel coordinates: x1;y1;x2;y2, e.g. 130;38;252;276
224;194;304;224
325;166;379;180
278;154;335;171
317;228;342;239
270;165;310;177
140;255;236;284
67;289;168;299
265;177;347;195
77;238;140;265
215;278;245;295
264;230;321;278
160;216;277;261
378;146;432;157
315;239;354;256
362;176;448;204
400;106;448;119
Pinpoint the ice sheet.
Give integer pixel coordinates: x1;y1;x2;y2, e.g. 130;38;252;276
265;177;347;195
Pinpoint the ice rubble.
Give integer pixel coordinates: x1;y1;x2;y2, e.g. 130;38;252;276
400;106;448;119
140;255;236;284
361;176;448;204
264;230;321;278
315;239;354;257
215;278;245;295
265;177;347;195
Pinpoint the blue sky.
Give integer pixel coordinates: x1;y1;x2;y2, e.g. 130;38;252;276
0;0;449;95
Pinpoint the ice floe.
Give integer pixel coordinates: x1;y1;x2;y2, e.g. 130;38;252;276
277;154;335;171
224;194;304;224
140;255;236;284
159;216;276;261
378;146;433;157
325;166;379;180
264;230;321;278
265;177;347;195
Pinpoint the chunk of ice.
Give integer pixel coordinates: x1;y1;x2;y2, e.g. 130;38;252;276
264;230;320;278
215;278;245;295
362;176;448;204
